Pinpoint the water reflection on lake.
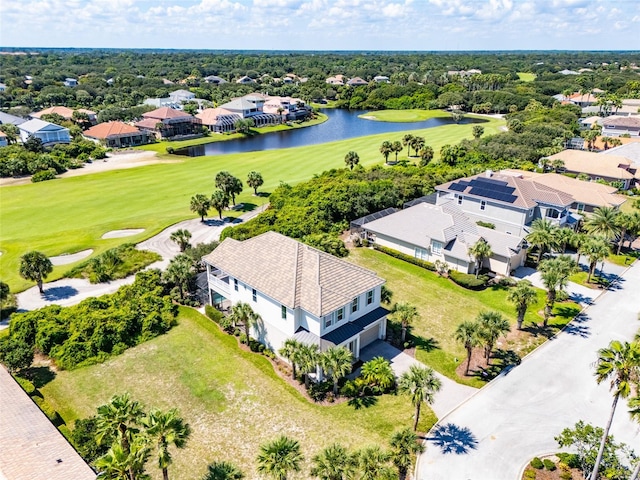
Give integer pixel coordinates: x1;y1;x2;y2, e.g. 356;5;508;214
176;109;485;157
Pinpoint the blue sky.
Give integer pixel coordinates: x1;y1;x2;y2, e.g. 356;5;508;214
1;0;639;51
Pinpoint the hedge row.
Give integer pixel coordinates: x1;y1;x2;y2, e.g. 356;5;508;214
372;244;436;271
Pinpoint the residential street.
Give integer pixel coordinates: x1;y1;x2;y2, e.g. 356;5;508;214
417;260;640;479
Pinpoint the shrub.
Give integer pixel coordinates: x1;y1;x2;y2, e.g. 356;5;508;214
14;376;36;395
373;244;436;271
449;271;488;290
33;396;63;426
556;453;580;469
31;168;57;182
205;305;223;323
233;328;241;337
166;146;175;154
530;457;544;470
476;220;496;229
543;459;556;471
340;379;361;398
308;381;332;402
523;469;536;480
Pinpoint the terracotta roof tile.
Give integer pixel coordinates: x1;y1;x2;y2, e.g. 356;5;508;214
84;121;141;139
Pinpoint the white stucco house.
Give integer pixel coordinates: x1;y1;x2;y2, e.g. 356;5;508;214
18;119;71;145
203;232;388;360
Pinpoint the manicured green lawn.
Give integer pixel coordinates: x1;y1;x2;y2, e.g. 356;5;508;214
569;270;610;289
358;109;450;122
40;307;432;479
347;248;580;387
607;252;638;267
517;72;536;82
0;115;504;291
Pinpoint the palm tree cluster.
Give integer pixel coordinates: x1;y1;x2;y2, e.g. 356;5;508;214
95;393;191;480
455;311;511;375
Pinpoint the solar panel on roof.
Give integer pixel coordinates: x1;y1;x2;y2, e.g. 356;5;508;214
449;183;467;192
470;177;508;187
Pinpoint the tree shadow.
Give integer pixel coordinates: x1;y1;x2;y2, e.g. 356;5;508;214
348;395;378;410
43;286;79;301
522;323;554;339
427;423;478;454
21;366;56;388
470;348;521;381
231;202;257;212
413;336;440;353
562;313;591;338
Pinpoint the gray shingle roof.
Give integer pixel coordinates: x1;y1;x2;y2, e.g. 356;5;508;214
203;232;384;317
322;306;388;346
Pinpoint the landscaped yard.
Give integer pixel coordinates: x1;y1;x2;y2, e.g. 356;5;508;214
358;109;451;122
347;248;580;387
40;307;434;480
0;115;504;291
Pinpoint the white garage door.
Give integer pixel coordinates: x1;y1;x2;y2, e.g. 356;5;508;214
359;322;381;348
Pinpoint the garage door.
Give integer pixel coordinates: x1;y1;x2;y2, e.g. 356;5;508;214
359;322;381;348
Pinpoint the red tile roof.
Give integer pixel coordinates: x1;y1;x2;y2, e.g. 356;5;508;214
142;107;193;120
84;121;140;139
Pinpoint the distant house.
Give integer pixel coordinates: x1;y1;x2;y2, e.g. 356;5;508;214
203;75;227;85
196;107;241;133
31;106;97;123
203;232;388;359
262;96;310;120
134;107;201;138
373;76;390;83
347;77;368;86
326;75;346;86
567;92;598;107
83;121;152;148
602;141;640;165
545;149;638;190
602;116;640;138
162;78;175;85
18;119;71;145
0;131;8;147
169;89;196;103
236;76;256;85
558;69;579;75
63;78;78;87
0;111;26;126
0;83;6;92
361;202;527;277
579;116;602;130
218;96;280;127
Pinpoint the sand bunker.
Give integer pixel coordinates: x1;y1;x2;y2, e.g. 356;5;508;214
50;249;93;266
101;229;144;239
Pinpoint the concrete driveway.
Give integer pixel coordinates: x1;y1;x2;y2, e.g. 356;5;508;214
417;261;640;480
358;341;477;419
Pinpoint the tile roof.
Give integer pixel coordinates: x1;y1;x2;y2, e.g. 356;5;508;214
31;106;96;120
602;116;640;129
142;107;193;120
203;232;384;317
0;366;96;480
196;108;239;124
83;121;141;139
19;118;69;134
546;149;635;180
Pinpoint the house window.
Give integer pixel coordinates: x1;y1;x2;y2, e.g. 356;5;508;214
351;297;359;313
415;247;428;261
545;209;559;219
252;289;257;302
458;195;463;205
324;314;333;328
234;279;238;291
336;308;345;322
577;203;585;213
281;305;287;319
431;240;443;255
480;200;486;211
366;290;374;305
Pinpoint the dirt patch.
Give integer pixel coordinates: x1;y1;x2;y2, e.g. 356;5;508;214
49;249;93;266
101;229;144;239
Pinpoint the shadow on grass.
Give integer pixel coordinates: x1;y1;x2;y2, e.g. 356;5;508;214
413;336;440;353
470;349;521;381
232;202;257;213
427;423;478;454
348;395;378;410
22;366;56;388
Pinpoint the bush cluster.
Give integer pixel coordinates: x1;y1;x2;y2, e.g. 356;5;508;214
448;271;489;290
372;244;436;271
66;244;161;283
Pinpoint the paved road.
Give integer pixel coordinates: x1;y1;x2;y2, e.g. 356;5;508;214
417;260;640;480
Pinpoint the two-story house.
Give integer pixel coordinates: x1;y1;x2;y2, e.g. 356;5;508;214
546;149;638;190
435;171;575;236
203;232;388;360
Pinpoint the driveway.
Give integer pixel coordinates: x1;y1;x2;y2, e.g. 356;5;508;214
358;341;477;419
417;261;640;480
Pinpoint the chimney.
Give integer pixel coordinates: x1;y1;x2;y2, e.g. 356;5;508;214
485;170;493;178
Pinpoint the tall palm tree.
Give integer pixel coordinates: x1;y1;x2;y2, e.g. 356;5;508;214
298;344;320;389
190;194;211;222
310;443;356;480
379;141;392;164
96;440;150;480
278;339;302;380
344;151;360;170
19;251;53;294
539;256;577;325
391;302;419;343
402;134;414;157
360;356;395;392
96;393;145;454
507;280;538;330
320;346;353;395
389;428;425;480
247;171;264;196
256;436;304;480
202;461;244;480
526;219;557;264
164;254;194;300
580;236;611;283
476;311;510;364
410;136;425;157
615;211;640;255
170;229;192;252
468;238;492;278
454;320;482;375
553;227;576;254
584;206;621;242
590;341;640;480
229;302;260;344
356;446;394;480
391;140;403;162
398;364;442;431
142;408;191;480
210;190;229;220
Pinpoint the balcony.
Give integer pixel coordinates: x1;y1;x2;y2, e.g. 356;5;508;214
208;270;231;296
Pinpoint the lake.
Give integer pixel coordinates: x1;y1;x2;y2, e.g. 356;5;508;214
176;109;484;157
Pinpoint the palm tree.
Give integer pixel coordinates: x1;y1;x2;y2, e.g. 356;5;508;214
256;436;304;480
581;236;610;283
539;256;577;325
389;428;425;480
507;280;538;330
310;443;356;480
170;229;192;252
360;356;395;392
19;251;53;294
590;341;640;480
584;206;621;242
143;408;191;480
553;227;576;254
402;134;414;157
247;171;264;195
398;365;441;431
164;254;194;300
344;151;360;170
379;141;392;163
418;145;434;166
615;211;640;255
526;219;557;264
380;284;393;305
210;190;229;220
410;136;425;157
96;440;150;480
476;311;510;364
202;461;244;480
229;302;260;344
190;194;211;222
320;346;353;395
391;302;419;343
279;339;302;380
298;343;319;389
391;140;403;162
356;446;394;480
454;320;482;375
468;238;492;278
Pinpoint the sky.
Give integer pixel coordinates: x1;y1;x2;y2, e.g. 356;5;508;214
1;0;639;51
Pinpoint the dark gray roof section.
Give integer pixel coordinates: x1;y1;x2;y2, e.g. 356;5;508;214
322;306;388;346
0;111;26;125
294;327;320;346
403;193;438;208
350;208;399;229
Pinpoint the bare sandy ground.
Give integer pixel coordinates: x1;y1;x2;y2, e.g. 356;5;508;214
0;150;177;187
49;249;93;266
101;229;145;239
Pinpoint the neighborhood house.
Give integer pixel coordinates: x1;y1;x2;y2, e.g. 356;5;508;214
18;119;71;145
83;121;153;148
